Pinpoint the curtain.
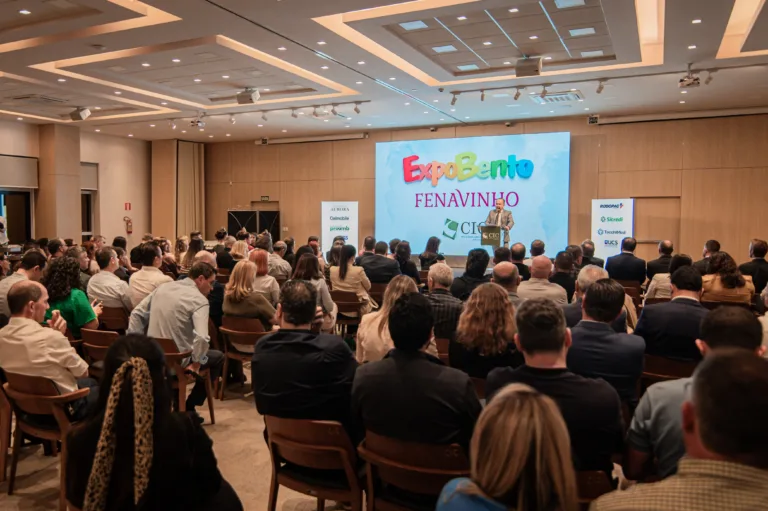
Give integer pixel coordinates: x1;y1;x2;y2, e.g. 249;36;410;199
176;141;205;237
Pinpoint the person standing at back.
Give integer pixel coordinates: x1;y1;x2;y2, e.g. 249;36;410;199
605;237;646;285
647;240;675;281
693;239;720;275
451;248;491;301
739;238;768;295
360;241;401;284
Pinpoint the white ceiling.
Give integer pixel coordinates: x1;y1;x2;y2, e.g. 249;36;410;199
0;0;766;142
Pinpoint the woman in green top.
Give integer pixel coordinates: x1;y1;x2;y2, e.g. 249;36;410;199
42;256;102;339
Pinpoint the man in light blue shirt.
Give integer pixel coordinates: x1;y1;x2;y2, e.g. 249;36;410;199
129;261;222;416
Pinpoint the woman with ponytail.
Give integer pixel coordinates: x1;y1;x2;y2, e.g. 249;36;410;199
66;335;242;510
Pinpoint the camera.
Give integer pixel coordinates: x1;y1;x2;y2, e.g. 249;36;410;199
438;87;445;92
504;122;512;127
255;137;269;145
429;127;437;132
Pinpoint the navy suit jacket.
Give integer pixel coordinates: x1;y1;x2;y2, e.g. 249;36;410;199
562;298;627;333
605;252;646;284
567;321;645;405
739;258;768;295
634;298;708;361
359;254;401;284
646;255;672;281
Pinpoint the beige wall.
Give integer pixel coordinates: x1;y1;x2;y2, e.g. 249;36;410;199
0;119;39;158
205;114;768;264
81;132;151;247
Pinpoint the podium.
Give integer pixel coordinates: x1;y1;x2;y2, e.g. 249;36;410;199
480;225;502;248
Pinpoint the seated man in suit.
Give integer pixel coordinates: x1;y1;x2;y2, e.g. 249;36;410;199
647;240;674;281
509;243;531;281
351;292;482;453
491;262;522;307
635;266;708;361
739;238;768;295
450;248;491;301
549;251;576;303
580;239;604;268
518;255;567;305
568;278;645;405
624;306;765;482
355;236;376;266
486;298;623;474
251;280;358;434
693;239;720;275
605;237;646;285
562;265;626;332
360;241;401;284
426;262;464;341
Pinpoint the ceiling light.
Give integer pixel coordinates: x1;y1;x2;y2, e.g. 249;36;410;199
172;58;180;63
226;134;231;137
19;9;31;15
584;107;590;111
199;128;204;132
263;88;270;92
544;56;552;60
692;19;701;24
596;81;605;94
114;91;122;95
321;66;329;70
514;88;522;100
681;90;688;94
457;16;467;20
433;99;439;103
95;129;100;132
323;119;329;122
262;112;268;121
94;107;101;110
358;61;365;65
367;124;372;127
149;124;155;127
581;50;604;57
400;20;428;30
355;81;363;85
16;117;23;121
209;135;214;138
424;111;429;114
450;108;456;112
141;63;150;67
509;8;519;12
451;93;458;106
465;116;470;119
569;27;596;37
433;45;458;53
540;85;548;98
354;103;361;114
170;120;177;130
222;75;230;79
282;130;288;133
181;130;186;133
57;78;66;82
128;134;133;137
457;64;479;71
299;111;305;115
688;45;696;49
278;47;286;51
389;77;396;81
193;78;201;82
331;105;338;115
480;90;485;101
257;124;263;127
229;115;237;124
291;109;298;118
549;110;554;113
160;102;168;106
529;35;538;40
440;118;445;121
483;41;492;46
318;41;327;45
404;102;410;106
680;100;686;104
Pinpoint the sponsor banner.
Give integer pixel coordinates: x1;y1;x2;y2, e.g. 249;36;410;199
375;133;571;256
321;201;359;255
591;199;635;260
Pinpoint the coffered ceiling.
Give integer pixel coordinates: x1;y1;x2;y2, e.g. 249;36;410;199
0;0;766;141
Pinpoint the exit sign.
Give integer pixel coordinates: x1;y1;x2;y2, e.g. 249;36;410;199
260;196;269;201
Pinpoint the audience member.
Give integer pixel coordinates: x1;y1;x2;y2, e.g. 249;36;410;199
523;239;545;267
605;237;646;285
180;238;205;274
307;235;325;269
331;244;374;314
568;279;644;405
518;255;567;305
216;235;236;272
509;242;531;281
395;241;420;284
282;237;295;267
63;238;75;248
173;236;189;266
91;235;106;251
264;238;292;280
487;299;623;474
213;228;228;253
325;235;345;262
426;262;464;341
352;292;481;452
223;261;276;330
647;240;674;281
129;262;222;417
113;247;133;282
563;265;627;332
625;306;764;481
355;236;376;266
438;383;578;511
357;275;437;363
739;238;768;295
451;248;491;301
66;246;93;288
249;249;280;306
291;253;336;332
190;230;203;241
581;239;604;268
0;250;47;317
83;241;100;275
230;240;249;262
0;281;96;419
565;244;583;277
550;251;576;302
645;254;693;301
492;246;511;264
251;280;357;432
324;245;341;283
111;236;127;251
452;283;522;378
292;244;314;271
693;239;720;275
129;243;173;307
66;335;243;511
235;229;249;242
701;251;754;304
87;247;133;312
360;241;401;284
419;236;444;270
491;261;522;307
595;350;768;510
48;238;66;259
388;238;400;259
42;256;101;339
635;266;708;361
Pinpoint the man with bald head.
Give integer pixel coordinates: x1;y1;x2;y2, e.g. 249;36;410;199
492;261;523;307
647;240;674;281
517;255;567;305
510;242;531;281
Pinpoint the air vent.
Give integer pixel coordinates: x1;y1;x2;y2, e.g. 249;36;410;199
10;94;68;105
529;91;584;105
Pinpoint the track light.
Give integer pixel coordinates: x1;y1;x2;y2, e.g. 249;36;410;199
480;90;485;102
313;107;320;118
291;109;298;118
229;114;236;125
704;72;713;85
261;112;268;122
169;119;177;130
354;102;361;114
331;104;338;116
513;88;522;101
451;93;458;106
540;86;548;99
596;81;605;94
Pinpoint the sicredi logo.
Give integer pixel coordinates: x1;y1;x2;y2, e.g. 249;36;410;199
599;203;624;209
600;216;624;222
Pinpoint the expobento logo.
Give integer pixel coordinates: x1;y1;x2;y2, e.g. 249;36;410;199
443;218;459;240
404;152;534;187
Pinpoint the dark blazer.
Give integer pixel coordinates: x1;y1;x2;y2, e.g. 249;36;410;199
634;298;709;361
693;258;710;276
739;258;768;295
217;248;235;272
450;273;491;301
549;272;575;303
360;254;401;284
448;340;524;379
354;252;376;267
567;321;645;405
562;298;627;333
605;252;646;284
251;329;357;433
419;252;444;270
513;261;531;281
351;350;482;453
582;255;605;268
399;259;421;284
646;254;673;281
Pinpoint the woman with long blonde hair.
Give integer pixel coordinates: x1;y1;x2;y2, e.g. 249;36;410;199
230;240;250;262
355;275;437;363
438;383;578;511
452;282;522;378
223;261;276;330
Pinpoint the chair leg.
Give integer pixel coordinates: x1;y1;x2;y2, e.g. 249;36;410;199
317;498;325;510
267;470;279;511
58;434;67;511
8;425;21;495
0;406;10;483
205;375;216;425
219;356;229;401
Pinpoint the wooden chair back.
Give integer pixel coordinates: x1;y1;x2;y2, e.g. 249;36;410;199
700;300;752;311
358;431;469;496
435;337;450;365
216;274;230;284
100;307;129;331
419;270;429;282
616;280;642;291
222;315;266;332
368;283;387;308
644;297;671;305
2;373;61;416
643;354;697;385
577;470;614;508
331;290;364;316
265;416;358;473
220;327;268;354
154;337;191;366
81;329;119;364
218;268;231;276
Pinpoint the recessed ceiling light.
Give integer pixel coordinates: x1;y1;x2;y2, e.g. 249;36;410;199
141;63;150;67
680;100;686;104
257;124;263;127
94;106;101;110
570;88;577;91
483;41;492;46
282;129;288;133
399;20;428;30
161;102;168;105
692;19;702;24
389;77;396;80
277;47;286;51
544;56;552;60
450;108;456;112
433;99;439;102
209;135;214;138
584;107;590;111
688;45;697;49
323;119;329;122
355;81;363;85
509;8;519;12
457;16;467;20
681;90;688;94
57;78;66;82
114;91;122;95
367;124;372;126
578;99;584;102
172;58;180;63
199;128;204;132
465;116;470;119
318;41;327;45
19;9;31;15
149;124;155;127
181;130;186;133
193;78;201;82
424;111;429;114
457;64;479;71
440;118;445;121
321;66;329;70
226;134;231;137
128;134;133;137
95;129;100;132
503;61;511;65
581;49;604;57
222;75;229;79
549;110;554;113
433;44;458;53
263;88;270;91
358;61;365;65
529;35;538;40
16;117;23;121
405;102;410;105
569;27;596;37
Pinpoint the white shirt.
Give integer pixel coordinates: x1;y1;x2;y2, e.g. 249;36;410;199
0;317;89;394
128;266;173;307
128;278;210;364
0;272;28;317
268;253;292;280
87;270;133;311
253;275;280;305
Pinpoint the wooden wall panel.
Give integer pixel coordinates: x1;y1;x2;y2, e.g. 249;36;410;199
598;169;682;198
230;142;253;183
391;127;456;141
151;139;177;240
333;178;375;243
569;134;601;244
599;121;686;172
633;197;681;261
279;180;334;243
524;118;595;136
455;124;524;137
251;145;281;182
683;115;768;169
333;139;375;180
278;142;333;182
251;182;282;204
205;181;229;238
206;143;231;183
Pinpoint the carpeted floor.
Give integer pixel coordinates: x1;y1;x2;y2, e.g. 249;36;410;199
0;383;323;511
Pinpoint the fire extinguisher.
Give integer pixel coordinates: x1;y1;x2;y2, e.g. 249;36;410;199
123;216;133;234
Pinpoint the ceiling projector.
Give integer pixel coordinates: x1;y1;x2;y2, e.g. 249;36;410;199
236;88;261;105
678;75;700;88
515;57;542;78
190;119;206;128
69;107;91;121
